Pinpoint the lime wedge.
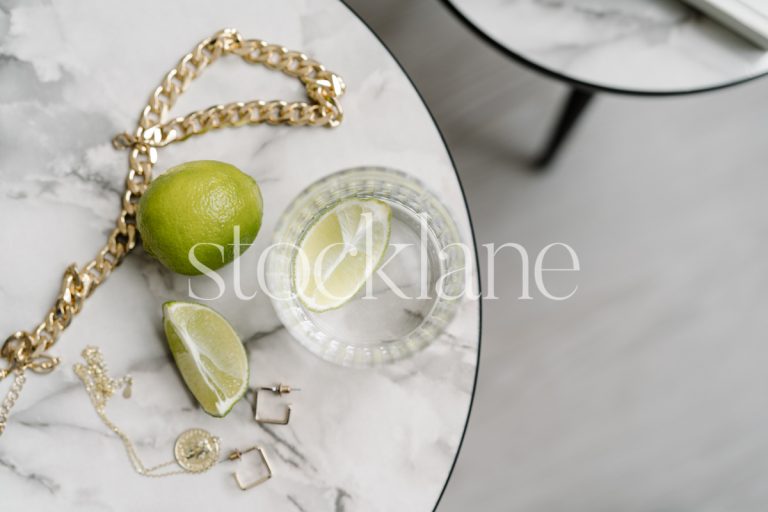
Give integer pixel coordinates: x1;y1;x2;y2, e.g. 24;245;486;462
162;301;248;417
295;198;391;312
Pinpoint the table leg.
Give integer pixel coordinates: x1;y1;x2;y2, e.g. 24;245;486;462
535;87;595;168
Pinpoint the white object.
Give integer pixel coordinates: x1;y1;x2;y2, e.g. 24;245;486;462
683;0;768;49
449;0;768;93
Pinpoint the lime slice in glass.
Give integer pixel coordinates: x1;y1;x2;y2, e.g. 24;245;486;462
295;198;391;312
162;301;249;417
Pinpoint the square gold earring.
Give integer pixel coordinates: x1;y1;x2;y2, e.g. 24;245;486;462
227;446;273;490
254;384;300;425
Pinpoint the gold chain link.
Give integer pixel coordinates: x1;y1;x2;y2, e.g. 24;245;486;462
0;28;345;436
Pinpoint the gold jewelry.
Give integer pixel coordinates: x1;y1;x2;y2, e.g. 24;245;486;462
0;28;345;436
228;446;273;490
74;346;273;488
174;429;221;473
254;384;300;425
74;346;219;477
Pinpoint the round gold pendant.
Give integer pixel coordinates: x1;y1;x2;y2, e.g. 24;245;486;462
174;428;220;473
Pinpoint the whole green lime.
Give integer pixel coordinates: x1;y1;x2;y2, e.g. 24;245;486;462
137;160;263;275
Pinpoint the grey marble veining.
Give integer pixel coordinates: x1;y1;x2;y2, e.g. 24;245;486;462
0;1;480;510
449;0;768;92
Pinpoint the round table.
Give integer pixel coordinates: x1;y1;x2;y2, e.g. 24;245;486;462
0;1;480;511
444;0;768;163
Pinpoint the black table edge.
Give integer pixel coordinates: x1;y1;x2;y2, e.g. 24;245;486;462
442;0;768;97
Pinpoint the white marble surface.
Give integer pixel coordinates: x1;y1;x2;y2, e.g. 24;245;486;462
448;0;768;93
0;1;480;510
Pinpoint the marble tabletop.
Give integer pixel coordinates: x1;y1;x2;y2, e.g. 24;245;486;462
446;0;768;93
0;1;480;511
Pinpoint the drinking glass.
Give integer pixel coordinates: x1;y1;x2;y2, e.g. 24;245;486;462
266;167;465;366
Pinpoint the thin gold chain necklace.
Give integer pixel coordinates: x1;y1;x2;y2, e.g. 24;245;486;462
0;28;345;436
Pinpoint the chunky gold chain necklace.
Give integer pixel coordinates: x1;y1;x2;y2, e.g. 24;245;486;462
0;28;345;436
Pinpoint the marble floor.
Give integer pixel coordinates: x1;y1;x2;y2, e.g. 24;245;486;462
345;0;768;511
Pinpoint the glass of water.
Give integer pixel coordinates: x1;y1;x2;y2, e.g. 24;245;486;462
266;166;466;366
